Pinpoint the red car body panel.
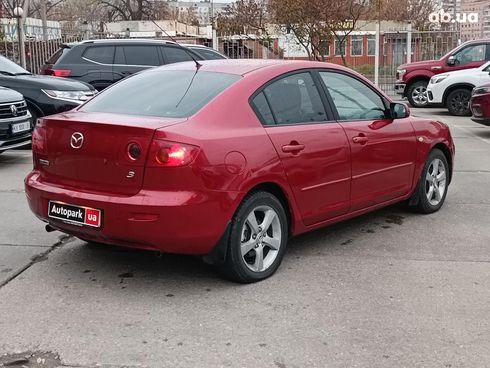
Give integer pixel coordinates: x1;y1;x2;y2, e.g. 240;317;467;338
470;83;490;126
25;60;455;257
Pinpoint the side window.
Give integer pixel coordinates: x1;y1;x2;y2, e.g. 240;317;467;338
122;46;160;66
251;92;274;125
163;46;194;64
453;44;487;65
262;72;327;125
320;72;386;121
83;46;114;64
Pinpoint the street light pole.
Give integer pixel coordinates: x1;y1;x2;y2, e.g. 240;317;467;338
13;1;26;69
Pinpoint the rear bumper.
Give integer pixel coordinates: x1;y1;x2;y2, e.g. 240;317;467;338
394;83;406;95
25;170;240;255
471;117;490;126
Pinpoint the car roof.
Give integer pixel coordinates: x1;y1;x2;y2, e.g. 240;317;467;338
154;59;353;77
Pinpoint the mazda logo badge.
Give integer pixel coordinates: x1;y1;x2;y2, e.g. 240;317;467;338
70;132;84;149
10;105;17;116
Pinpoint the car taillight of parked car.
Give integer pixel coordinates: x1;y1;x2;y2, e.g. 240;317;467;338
45;69;71;77
147;139;200;168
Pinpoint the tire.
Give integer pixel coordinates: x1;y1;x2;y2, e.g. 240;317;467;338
407;80;429;108
446;88;471;116
409;149;449;214
219;191;288;283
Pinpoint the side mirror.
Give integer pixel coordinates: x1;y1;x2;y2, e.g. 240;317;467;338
390;102;410;119
447;55;456;66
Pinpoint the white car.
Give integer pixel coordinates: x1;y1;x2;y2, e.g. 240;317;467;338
427;60;490;116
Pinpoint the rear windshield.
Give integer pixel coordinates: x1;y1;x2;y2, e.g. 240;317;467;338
81;70;240;118
190;47;227;60
47;47;70;64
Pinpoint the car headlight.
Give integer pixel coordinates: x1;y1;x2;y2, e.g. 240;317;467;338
430;75;449;84
396;69;406;78
472;86;490;95
42;89;92;103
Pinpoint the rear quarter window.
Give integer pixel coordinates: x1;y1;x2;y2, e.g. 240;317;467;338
81;70;241;118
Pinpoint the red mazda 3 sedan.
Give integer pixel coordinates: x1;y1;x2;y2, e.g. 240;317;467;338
25;60;455;283
470;83;490;126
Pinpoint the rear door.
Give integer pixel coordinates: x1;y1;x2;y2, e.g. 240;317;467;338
112;45;161;83
319;70;417;211
252;71;351;226
80;45;115;90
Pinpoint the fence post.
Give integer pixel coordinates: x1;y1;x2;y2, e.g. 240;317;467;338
374;22;380;86
407;21;412;65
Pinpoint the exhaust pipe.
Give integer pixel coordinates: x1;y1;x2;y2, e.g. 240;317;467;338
45;224;57;233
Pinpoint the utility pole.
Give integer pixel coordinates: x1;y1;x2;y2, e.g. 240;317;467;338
13;0;26;69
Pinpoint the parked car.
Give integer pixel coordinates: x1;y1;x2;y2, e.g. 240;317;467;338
470;83;490;125
41;39;221;90
395;39;490;108
426;61;490;116
0;86;32;154
26;60;455;283
0;55;95;122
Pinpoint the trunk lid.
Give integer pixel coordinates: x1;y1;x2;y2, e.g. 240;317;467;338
38;111;186;195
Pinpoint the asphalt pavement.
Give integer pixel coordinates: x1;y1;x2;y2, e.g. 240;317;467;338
0;108;489;368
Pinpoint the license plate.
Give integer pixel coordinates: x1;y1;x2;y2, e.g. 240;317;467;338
48;201;102;228
11;121;31;134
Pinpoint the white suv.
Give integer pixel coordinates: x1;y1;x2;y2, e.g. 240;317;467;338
427;60;490;116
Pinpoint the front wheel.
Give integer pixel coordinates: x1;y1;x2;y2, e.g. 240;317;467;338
446;88;471;116
407;80;429;107
219;191;288;283
410;149;449;214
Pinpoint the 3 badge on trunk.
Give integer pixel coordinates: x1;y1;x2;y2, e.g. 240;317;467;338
48;201;101;227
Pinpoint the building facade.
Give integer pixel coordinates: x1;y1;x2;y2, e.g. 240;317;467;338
460;0;490;41
166;1;229;26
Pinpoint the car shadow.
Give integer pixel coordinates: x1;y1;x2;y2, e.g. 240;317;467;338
46;203;415;293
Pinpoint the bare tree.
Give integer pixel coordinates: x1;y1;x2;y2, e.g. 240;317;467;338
91;0;168;22
217;0;269;35
270;0;369;64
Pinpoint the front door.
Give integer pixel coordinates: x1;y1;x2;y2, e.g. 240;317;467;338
251;72;351;226
319;71;417;211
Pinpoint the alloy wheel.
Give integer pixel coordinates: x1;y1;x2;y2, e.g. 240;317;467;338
411;86;428;106
425;158;447;206
240;205;282;273
449;92;470;115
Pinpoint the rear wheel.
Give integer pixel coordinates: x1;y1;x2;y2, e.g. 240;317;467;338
407;80;429;107
410;149;449;214
446;88;471;116
219;191;288;283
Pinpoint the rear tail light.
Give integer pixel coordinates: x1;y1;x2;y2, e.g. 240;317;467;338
47;69;71;77
32;120;47;155
147;140;199;167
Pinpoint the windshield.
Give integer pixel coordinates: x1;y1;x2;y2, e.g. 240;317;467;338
81;70;241;118
0;55;30;75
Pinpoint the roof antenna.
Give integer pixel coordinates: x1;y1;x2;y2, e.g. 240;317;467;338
148;19;202;70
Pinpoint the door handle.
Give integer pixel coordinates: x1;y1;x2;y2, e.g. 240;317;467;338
352;135;368;144
282;143;305;153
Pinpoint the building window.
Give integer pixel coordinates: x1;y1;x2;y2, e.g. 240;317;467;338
367;35;376;56
334;39;346;56
319;40;329;57
351;35;363;56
